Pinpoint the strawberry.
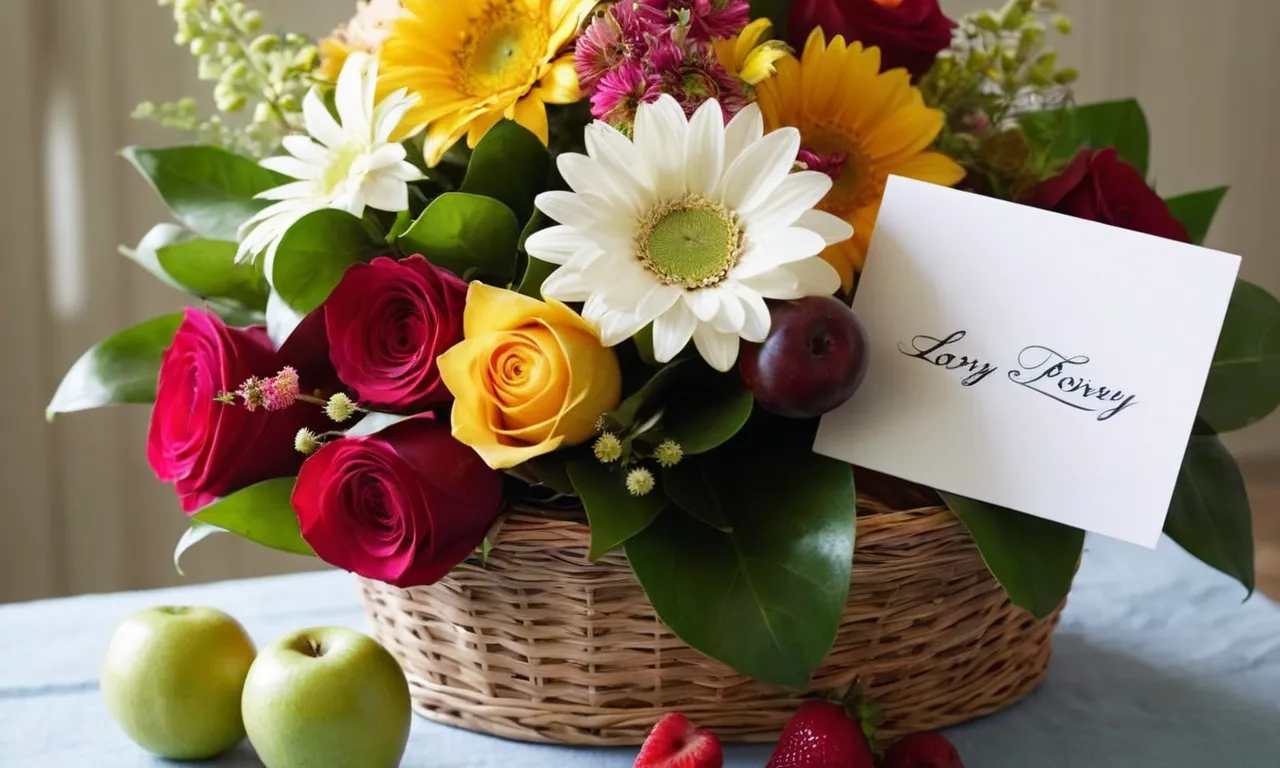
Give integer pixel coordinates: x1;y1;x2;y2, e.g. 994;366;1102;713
766;700;876;768
633;713;724;768
880;732;966;768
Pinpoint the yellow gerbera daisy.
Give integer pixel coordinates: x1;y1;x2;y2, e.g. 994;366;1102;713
714;18;790;86
378;0;596;166
757;28;965;289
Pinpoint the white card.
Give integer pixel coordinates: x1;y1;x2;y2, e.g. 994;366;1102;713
814;176;1241;547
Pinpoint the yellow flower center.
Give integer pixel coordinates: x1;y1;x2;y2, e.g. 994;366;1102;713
801;126;880;217
635;195;744;289
455;1;548;96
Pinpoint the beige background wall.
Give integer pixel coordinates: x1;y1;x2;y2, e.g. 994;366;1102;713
1;0;1276;602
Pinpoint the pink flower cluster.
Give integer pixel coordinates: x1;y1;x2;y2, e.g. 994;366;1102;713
233;366;302;412
575;0;752;127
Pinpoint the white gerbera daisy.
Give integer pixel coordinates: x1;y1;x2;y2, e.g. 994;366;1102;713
525;95;853;372
236;51;424;269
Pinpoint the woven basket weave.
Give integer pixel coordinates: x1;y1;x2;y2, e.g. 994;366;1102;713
357;488;1063;746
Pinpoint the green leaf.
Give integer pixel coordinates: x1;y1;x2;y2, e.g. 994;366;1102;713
1165;187;1229;246
460;120;551;223
1019;98;1151;178
568;459;667;560
626;447;855;687
397;192;519;283
157;239;269;312
47;313;183;420
940;493;1083;618
522;453;575;494
1164;434;1255;594
386;208;415;243
607;360;687;428
515;256;558;298
663;373;753;455
120;223;193;291
663;461;732;532
1198;280;1280;432
122;145;286;241
173;521;225;576
271;208;383;313
192;478;315;557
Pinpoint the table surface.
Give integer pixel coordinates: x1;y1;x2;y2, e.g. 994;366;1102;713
3;536;1280;768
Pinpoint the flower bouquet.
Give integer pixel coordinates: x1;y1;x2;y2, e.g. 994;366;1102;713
49;0;1280;746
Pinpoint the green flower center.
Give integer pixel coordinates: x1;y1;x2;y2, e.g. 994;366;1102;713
635;195;744;289
320;144;363;194
456;2;546;96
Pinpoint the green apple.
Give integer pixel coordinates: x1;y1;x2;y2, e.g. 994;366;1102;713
101;605;256;759
241;626;411;768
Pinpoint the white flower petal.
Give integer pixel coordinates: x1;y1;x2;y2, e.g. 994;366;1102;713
736;286;771;342
738;268;800;299
260;155;321;181
585;122;653;196
525;225;594;265
711;289;746;334
634;95;688;200
686;289;721;323
256;180;321;201
635;283;683;324
733;227;827;279
596;308;651;347
685;99;725;198
540;265;598;302
723;103;764;166
692;323;740;372
558;153;646;216
717;126;801;213
373;89;420;141
741;171;832;230
784;257;843;297
302;88;345;149
282;135;329;165
335;51;372;141
364;143;408;171
652;300;698;362
796;209;855;245
386;160;425;182
536;190;605;230
362;173;409;211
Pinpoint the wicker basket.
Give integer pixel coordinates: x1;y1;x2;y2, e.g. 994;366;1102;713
357;488;1064;746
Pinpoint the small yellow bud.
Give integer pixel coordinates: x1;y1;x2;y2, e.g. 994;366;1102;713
242;10;264;31
593;432;623;463
325;392;357;423
295;428;319;455
249;34;279;55
654;439;683;468
625;467;656;497
1051;14;1072;35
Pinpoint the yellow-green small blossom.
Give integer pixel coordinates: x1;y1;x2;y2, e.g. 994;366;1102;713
325;392;357;423
625;467;656;497
654;439;683;468
295;428;320;455
594;432;623;463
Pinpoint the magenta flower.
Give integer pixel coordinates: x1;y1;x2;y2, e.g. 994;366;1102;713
638;0;751;41
652;46;749;118
590;61;662;125
575;1;655;89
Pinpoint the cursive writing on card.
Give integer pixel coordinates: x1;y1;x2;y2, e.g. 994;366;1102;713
897;330;999;386
898;330;1138;421
1007;346;1138;421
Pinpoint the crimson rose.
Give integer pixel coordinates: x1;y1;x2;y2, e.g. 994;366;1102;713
1023;148;1190;242
291;417;503;587
147;308;332;512
788;0;956;79
324;255;467;412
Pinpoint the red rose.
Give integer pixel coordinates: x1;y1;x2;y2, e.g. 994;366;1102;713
291;417;503;587
1023;148;1190;242
788;0;956;79
147;308;333;512
324;255;467;412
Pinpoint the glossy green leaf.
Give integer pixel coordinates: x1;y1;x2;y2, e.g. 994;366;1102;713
1019;98;1151;178
626;447;855;687
173;521;225;576
47;313;183;420
397;192;519;283
516;256;558;298
663;461;732;532
271;208;383;313
119;223;192;291
568;459;667;560
192;478;315;557
460;120;551;223
522;453;575;494
386;208;415;243
122;145;286;241
606;360;687;429
1165;186;1229;245
663;373;753;455
940;493;1083;618
1198;280;1280;432
1164;434;1255;594
158;239;269;312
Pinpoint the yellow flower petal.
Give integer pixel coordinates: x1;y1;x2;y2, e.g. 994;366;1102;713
511;95;550;144
535;54;582;104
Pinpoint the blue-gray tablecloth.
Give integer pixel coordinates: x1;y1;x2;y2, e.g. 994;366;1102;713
3;535;1279;767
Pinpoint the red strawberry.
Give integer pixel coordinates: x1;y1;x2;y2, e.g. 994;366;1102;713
880;732;966;768
633;713;723;768
766;700;876;768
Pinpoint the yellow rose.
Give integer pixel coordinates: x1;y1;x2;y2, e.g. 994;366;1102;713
437;283;623;470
